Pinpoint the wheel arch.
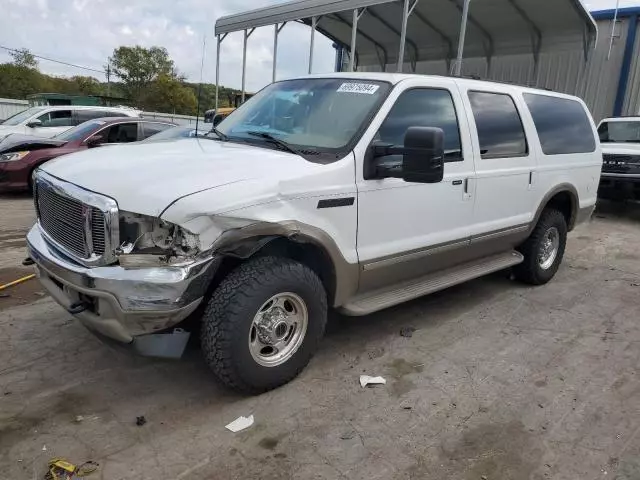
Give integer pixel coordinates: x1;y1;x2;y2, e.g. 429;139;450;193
532;184;579;232
210;221;359;308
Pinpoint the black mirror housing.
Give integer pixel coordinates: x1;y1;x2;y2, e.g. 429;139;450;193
402;126;444;184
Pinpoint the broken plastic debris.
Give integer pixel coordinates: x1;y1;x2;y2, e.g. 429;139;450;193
359;375;386;388
225;415;254;433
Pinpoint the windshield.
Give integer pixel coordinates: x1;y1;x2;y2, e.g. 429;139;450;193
1;107;47;126
216;78;390;156
598;121;640;143
55;120;106;142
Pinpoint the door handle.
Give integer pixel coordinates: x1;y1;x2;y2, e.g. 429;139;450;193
463;178;474;201
452;179;463;186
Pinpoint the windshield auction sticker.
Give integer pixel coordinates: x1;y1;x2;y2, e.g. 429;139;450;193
337;83;380;94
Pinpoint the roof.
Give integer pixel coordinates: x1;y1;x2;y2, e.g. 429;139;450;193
215;0;598;66
284;72;586;99
591;6;640;20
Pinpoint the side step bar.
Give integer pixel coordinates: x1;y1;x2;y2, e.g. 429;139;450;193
340;250;524;316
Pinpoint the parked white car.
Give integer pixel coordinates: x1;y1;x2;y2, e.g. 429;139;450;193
0;105;140;140
597;116;640;200
27;73;602;393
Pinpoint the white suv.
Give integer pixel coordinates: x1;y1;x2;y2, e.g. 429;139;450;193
26;73;602;393
0;105;140;139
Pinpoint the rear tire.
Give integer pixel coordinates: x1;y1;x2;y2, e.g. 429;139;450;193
514;208;567;285
200;256;327;394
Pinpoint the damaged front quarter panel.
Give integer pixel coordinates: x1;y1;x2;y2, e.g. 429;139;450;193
117;211;204;267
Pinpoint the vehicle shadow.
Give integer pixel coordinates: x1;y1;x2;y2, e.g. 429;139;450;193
595;198;640;222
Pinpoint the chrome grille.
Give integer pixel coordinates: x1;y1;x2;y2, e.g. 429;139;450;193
37;184;89;257
91;208;106;255
34;171;118;267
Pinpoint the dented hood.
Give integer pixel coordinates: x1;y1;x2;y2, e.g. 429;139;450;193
0;133;66;153
40;138;317;216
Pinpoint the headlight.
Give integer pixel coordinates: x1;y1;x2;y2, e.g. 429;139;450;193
116;212;202;268
0;151;30;163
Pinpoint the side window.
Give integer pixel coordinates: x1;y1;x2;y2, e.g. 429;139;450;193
468;91;528;158
49;110;74;127
376;88;463;162
141;122;172;140
523;94;596;155
101;123;139;144
77;110;109;123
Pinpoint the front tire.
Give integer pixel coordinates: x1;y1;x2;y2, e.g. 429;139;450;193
201;256;327;394
514;208;567;285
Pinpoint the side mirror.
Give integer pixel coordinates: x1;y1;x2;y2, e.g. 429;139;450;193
371;126;445;183
26;119;42;128
86;134;104;147
402;126;444;183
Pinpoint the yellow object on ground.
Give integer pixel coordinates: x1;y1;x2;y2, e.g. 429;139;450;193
0;273;36;292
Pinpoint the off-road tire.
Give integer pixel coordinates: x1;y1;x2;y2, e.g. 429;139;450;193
514;208;567;285
201;256;327;394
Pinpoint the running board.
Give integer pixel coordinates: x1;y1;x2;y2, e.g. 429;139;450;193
340;251;524;316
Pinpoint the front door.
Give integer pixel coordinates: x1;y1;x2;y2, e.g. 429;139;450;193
356;78;476;293
31;109;76;138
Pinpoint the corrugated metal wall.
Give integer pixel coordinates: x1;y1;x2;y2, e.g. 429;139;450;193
623;18;640;116
360;17;640;121
0;98;29;121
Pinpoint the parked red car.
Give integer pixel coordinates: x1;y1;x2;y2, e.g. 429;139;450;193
0;117;175;192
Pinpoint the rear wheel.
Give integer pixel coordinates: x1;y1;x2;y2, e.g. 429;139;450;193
200;256;327;394
514;208;567;285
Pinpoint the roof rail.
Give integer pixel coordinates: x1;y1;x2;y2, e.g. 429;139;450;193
459;74;555;92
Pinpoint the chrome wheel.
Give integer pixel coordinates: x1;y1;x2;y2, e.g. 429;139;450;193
538;226;560;270
249;292;308;367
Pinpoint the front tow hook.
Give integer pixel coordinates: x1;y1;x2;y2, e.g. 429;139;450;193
68;302;90;314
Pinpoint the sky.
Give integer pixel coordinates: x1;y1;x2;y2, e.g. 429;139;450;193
0;0;638;92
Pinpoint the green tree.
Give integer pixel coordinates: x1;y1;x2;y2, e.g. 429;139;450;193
108;46;175;105
9;48;38;69
71;76;103;95
142;73;197;115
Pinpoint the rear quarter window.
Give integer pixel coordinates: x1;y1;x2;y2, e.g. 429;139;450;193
523;93;596;155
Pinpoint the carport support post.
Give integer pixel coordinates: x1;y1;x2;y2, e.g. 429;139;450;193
453;0;471;76
397;0;409;72
349;10;358;72
309;16;318;74
242;28;255;104
214;33;227;113
272;22;286;83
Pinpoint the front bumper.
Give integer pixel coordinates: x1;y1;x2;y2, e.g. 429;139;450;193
599;173;640;200
27;224;219;348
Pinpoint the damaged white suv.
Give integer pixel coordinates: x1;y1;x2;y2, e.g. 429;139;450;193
27;73;601;393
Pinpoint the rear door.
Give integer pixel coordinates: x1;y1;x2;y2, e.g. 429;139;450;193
458;83;537;239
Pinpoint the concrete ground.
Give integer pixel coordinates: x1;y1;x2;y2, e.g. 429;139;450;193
1;194;640;480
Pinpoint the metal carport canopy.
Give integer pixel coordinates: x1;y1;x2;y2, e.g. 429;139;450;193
215;0;596;68
212;0;597;110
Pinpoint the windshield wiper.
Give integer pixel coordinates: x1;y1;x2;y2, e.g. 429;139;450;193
205;127;228;141
246;131;301;156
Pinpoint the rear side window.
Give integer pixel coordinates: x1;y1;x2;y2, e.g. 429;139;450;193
141;122;173;139
524;93;596;155
468;91;528;158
